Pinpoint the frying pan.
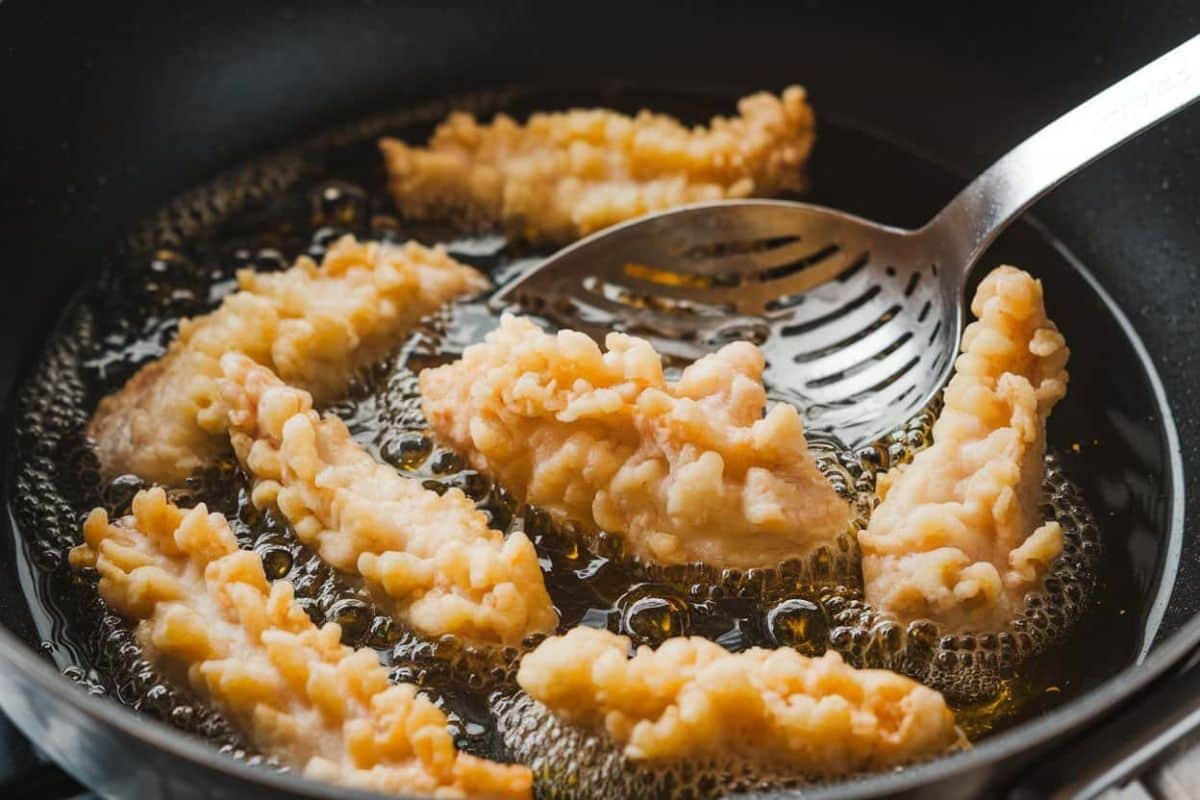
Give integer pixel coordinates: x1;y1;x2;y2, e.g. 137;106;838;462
0;1;1198;797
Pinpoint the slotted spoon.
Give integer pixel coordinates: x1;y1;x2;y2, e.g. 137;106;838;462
494;35;1200;447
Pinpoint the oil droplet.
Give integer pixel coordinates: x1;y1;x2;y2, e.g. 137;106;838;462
258;546;293;580
618;584;690;646
766;598;828;655
329;598;372;645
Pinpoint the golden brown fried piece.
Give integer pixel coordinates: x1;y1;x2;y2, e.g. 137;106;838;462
220;353;557;647
859;266;1070;632
420;315;849;570
517;627;959;773
69;488;531;798
88;236;487;484
380;87;814;242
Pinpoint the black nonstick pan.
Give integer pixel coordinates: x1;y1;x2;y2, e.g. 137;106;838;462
0;2;1198;798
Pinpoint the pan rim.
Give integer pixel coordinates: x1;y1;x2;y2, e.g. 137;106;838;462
0;86;1189;799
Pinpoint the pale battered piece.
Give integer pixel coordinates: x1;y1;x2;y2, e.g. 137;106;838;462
859;266;1070;632
380;87;814;242
420;315;850;569
68;488;531;799
516;627;958;774
88;236;488;484
219;353;556;647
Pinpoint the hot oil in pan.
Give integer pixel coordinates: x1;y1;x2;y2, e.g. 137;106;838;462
4;88;1144;781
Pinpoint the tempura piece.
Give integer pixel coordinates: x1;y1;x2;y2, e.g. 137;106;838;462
219;353;556;647
380;87;814;243
420;315;849;569
88;236;487;484
859;266;1070;632
516;627;958;774
68;488;531;798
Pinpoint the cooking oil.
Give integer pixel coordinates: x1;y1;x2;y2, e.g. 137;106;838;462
5;87;1115;788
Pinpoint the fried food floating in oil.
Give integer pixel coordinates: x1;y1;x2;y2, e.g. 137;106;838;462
379;87;814;243
420;315;849;570
515;627;959;775
88;236;488;485
67;488;531;798
219;353;556;647
859;266;1070;632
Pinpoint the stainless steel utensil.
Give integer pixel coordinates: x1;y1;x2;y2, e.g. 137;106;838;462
494;34;1200;447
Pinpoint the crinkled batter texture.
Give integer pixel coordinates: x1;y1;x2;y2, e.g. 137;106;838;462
517;627;958;773
88;236;488;484
420;315;849;570
220;353;556;647
859;266;1070;632
68;488;531;799
380;87;814;243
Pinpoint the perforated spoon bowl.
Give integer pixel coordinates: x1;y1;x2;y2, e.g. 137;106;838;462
494;35;1200;447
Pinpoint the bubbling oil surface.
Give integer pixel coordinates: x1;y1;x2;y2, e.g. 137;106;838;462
6;88;1103;787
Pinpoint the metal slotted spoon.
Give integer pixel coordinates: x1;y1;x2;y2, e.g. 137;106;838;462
494;35;1200;447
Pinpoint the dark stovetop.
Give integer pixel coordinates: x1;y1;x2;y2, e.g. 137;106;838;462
1;714;90;800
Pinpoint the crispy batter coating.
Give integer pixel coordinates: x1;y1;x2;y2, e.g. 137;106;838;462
380;87;815;242
859;266;1070;631
219;353;556;647
517;627;959;773
88;236;487;484
68;488;531;798
420;315;849;569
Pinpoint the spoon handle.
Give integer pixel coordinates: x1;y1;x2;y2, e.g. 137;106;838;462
920;33;1200;280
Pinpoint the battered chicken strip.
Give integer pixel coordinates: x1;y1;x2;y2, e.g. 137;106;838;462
380;87;814;243
88;236;488;484
419;315;850;570
219;353;557;647
858;266;1070;632
68;488;531;799
516;627;958;773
